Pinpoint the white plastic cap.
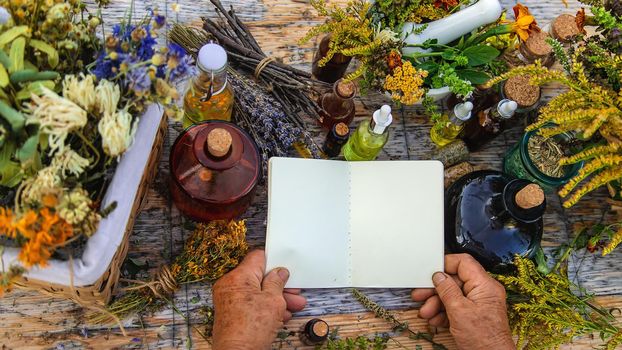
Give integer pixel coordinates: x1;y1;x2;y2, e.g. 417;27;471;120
372;105;393;134
498;99;518;118
453;101;473;121
198;43;228;72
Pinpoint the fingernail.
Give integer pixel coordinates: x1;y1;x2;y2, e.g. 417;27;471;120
432;272;447;285
278;268;290;282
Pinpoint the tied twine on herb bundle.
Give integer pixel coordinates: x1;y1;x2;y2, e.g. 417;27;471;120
89;220;248;324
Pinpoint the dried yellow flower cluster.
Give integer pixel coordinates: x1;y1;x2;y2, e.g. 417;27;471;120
495;256;621;349
383;61;428;105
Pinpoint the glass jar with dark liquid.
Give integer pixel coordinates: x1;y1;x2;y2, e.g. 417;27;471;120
169;121;261;222
445;170;545;272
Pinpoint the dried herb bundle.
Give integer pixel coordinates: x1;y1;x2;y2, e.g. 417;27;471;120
496;256;622;350
90;220;248;324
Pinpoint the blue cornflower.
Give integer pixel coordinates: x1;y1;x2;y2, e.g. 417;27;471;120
167;43;185;59
93;52;115;80
112;23;135;41
168;55;195;81
154;14;166;28
136;25;157;61
125;66;152;95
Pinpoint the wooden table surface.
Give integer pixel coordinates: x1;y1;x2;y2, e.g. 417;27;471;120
3;0;622;349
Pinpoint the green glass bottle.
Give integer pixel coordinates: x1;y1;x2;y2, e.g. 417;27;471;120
430;101;473;147
343;105;392;161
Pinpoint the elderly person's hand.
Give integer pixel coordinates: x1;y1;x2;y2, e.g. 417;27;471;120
412;254;515;350
212;250;307;350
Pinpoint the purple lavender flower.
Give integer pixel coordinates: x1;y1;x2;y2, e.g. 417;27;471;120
125;65;151;94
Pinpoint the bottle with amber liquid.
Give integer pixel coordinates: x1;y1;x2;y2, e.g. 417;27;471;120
461;99;518;152
183;43;235;128
445;171;545;272
318;78;356;130
312;35;353;83
169;121;261;222
430;101;473;147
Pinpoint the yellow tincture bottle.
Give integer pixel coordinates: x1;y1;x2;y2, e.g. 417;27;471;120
183;43;234;128
430;101;473;147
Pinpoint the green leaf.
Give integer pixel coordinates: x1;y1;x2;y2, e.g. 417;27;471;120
0;99;25;132
0;142;22;187
29;39;59;69
17;133;38;163
0;50;10;69
0;64;8;88
441;50;457;61
9;36;25;73
462;45;500;67
0;26;29;47
455;69;491;85
416;61;438;75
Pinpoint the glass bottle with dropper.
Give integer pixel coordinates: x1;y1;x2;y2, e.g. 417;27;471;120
430;101;473;147
183;43;235;128
461;99;518;152
342;105;392;161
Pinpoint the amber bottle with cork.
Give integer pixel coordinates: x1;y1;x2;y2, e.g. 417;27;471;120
312;35;353;83
323;122;350;158
183;43;234;128
445;171;545;272
318;78;356;130
169;121;260;222
461;99;518;151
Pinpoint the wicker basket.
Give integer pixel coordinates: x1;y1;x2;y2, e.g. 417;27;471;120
7;105;168;307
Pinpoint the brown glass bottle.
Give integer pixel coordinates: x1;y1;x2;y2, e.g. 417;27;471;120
169;121;261;222
445;171;545;272
312;35;353;83
461;99;518;152
318;79;356;130
300;319;329;346
323;122;350;157
445;85;498;115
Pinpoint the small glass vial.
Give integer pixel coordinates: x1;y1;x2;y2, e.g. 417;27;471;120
430;101;473;147
500;75;541;115
300;319;329;346
318;78;356;130
312;35;353;84
461;99;518;152
169;121;261;222
343;105;392;161
503;31;555;68
183;43;235;128
323;122;350;158
548;14;581;44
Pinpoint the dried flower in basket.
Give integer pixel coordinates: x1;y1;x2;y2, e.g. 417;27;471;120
89;220;249;324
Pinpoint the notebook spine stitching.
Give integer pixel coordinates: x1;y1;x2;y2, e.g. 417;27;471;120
347;163;352;285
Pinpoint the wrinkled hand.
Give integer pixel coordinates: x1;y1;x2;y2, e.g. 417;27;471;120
412;254;515;350
212;250;307;350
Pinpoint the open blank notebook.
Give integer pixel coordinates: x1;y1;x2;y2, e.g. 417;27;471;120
265;157;445;288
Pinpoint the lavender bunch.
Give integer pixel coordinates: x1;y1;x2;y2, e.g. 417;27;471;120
229;70;321;174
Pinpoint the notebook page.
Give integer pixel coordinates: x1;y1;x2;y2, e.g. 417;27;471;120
348;161;444;288
265;158;351;288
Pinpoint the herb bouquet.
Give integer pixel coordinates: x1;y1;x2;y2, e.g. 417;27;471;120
0;1;192;302
302;0;541;117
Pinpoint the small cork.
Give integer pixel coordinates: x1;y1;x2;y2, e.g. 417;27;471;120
207;128;232;157
336;79;356;98
524;31;553;57
551;14;580;42
503;75;540;108
515;184;545;210
312;320;329;337
334;122;350;137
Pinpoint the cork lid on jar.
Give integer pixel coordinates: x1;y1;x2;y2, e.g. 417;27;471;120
503;75;541;108
207;128;233;158
551;14;581;42
335;79;356;99
515;183;545;210
524;31;553;57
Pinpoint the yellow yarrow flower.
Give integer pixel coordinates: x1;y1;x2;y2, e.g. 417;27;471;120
383;61;428;105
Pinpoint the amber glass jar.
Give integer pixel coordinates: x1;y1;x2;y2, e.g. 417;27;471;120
312;35;353;83
170;121;261;222
318;78;356;130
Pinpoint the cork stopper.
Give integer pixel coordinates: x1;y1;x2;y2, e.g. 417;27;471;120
524;31;553;57
336;79;356;98
312;320;329;337
207;128;232;157
515;183;545;209
551;14;580;42
503;75;540;108
335;122;350;137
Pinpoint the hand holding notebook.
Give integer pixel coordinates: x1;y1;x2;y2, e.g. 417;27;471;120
265;158;445;288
